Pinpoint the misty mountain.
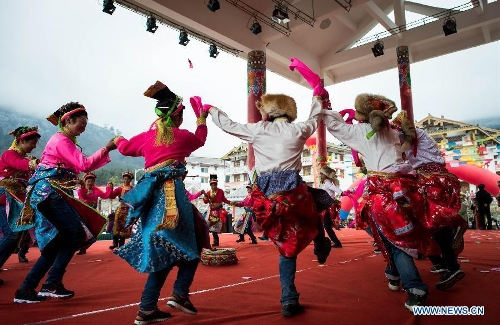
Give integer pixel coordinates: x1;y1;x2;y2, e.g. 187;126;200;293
0;108;144;179
464;116;500;130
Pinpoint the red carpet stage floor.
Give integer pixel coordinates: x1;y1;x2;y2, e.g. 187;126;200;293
1;229;499;325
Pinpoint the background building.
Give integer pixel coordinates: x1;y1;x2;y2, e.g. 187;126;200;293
416;114;500;191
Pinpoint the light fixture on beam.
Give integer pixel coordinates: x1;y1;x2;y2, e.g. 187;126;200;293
103;0;242;56
102;0;116;15
146;16;158;33
226;0;291;37
250;20;262;35
271;0;315;26
179;30;190;46
271;6;290;24
209;44;219;58
207;0;220;12
442;17;457;36
371;40;384;57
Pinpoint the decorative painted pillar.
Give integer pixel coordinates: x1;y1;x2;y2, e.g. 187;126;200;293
316;80;328;178
247;50;266;182
396;46;414;122
313;79;329;187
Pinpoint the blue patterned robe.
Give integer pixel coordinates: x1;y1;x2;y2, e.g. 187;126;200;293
114;163;199;273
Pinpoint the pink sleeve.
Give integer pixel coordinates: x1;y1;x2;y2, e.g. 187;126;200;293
186;190;203;201
100;185;113;199
55;136;110;173
108;187;122;200
96;187;109;199
193;124;208;148
175;126;208;155
2;150;30;171
77;187;96;204
115;133;147;157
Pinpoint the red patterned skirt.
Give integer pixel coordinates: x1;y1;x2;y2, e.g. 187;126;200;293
416;164;467;232
357;173;430;258
252;183;320;258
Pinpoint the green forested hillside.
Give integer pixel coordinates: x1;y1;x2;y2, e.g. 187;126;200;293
0;108;144;184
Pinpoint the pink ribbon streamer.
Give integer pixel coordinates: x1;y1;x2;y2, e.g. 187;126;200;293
190;96;211;118
289;57;322;88
190;96;202;118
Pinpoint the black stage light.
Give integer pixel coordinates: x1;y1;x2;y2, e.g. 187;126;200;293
146;16;158;33
272;6;290;24
250;21;262;35
371;40;384;57
209;44;219;58
443;17;457;36
207;0;220;12
179;30;190;46
102;0;116;15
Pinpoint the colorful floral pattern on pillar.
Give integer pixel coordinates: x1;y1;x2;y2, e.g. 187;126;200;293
247;50;266;172
247;50;266;97
397;46;414;123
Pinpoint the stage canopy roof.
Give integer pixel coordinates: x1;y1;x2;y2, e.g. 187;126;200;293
114;0;500;87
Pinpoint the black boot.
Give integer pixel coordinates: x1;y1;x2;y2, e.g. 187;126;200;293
331;241;342;248
109;235;119;250
118;236;125;247
212;233;219;247
314;220;331;264
236;234;245;243
18;254;29;263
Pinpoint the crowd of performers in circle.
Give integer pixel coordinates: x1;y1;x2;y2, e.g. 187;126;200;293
0;65;493;324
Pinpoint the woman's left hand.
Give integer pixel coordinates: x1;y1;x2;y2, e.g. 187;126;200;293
105;139;117;152
200;107;209;119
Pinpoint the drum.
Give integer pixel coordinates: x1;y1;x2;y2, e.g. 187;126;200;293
201;248;238;266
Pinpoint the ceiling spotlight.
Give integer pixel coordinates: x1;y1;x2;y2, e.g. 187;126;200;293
209;44;219;58
207;0;220;12
442;17;457;36
250;20;262;35
179;30;190;46
371;40;384;57
146;16;158;33
272;6;290;24
102;0;116;15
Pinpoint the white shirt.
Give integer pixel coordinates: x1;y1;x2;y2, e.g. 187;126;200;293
323;110;413;174
321;179;342;198
209;97;323;174
403;128;445;168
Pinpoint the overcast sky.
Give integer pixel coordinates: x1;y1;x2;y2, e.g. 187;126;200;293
1;0;499;158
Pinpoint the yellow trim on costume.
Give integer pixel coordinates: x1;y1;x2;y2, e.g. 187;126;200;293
18;178;80;227
196;117;207;125
8;139;25;155
112;136;124;145
28;159;38;170
154;120;174;146
156;179;179;230
145;159;177;173
367;171;415;179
